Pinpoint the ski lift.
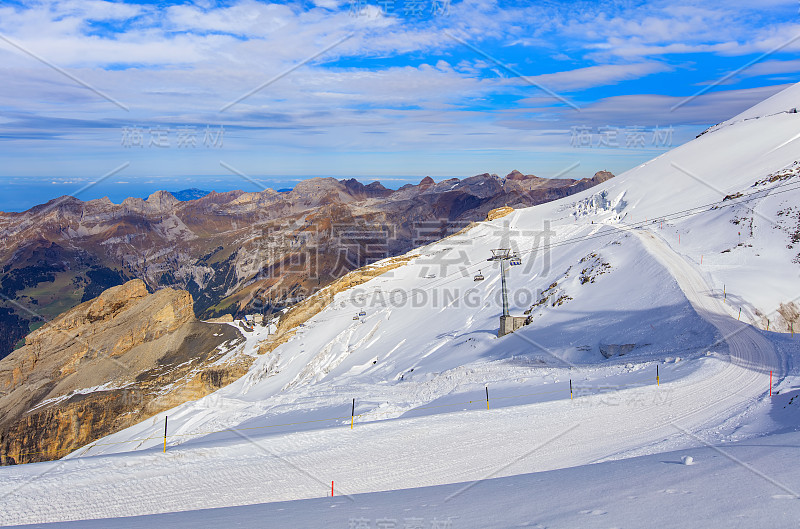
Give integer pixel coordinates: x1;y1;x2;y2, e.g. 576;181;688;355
509;253;522;266
358;310;367;317
474;270;484;281
353;315;360;321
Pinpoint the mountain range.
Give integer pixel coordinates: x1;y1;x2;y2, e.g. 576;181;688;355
0;170;613;361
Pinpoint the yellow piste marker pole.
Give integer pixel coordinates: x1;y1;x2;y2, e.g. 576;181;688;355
486;386;489;410
570;379;573;400
656;365;659;386
163;416;168;453
351;398;355;430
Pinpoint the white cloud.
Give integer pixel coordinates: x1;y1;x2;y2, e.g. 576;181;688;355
522;62;672;92
550;2;800;60
512;84;791;129
165;1;296;36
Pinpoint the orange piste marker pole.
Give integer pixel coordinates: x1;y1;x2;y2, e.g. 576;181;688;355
163;416;168;453
486;386;489;410
657;365;659;386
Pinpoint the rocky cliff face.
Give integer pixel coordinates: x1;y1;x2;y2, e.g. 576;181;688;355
0;280;248;465
0;170;614;360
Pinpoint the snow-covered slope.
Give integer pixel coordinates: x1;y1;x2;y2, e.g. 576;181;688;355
13;428;800;529
719;81;800;124
2;84;800;526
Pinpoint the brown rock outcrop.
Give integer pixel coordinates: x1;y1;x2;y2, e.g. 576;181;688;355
0;280;248;465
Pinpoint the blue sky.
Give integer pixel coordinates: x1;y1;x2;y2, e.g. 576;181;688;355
0;0;798;208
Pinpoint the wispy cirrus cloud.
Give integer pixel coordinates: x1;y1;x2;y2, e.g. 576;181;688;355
518;62;673;92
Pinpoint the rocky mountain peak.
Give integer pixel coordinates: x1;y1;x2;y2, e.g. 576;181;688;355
339;178;392;198
592;170;615;183
419;176;435;190
288;177;348;202
505;170;543;181
27;195;83;217
85;197;114;208
85;279;149;324
291;177;343;193
121;191;179;215
146;190;178;204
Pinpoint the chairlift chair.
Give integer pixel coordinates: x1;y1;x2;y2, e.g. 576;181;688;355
474;270;484;281
353;315;359;321
509;253;522;266
358;310;367;317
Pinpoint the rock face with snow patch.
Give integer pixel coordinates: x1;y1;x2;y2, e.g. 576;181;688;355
599;343;637;358
0;280;247;465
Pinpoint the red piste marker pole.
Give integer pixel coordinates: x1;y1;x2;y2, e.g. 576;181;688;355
331;481;334;497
